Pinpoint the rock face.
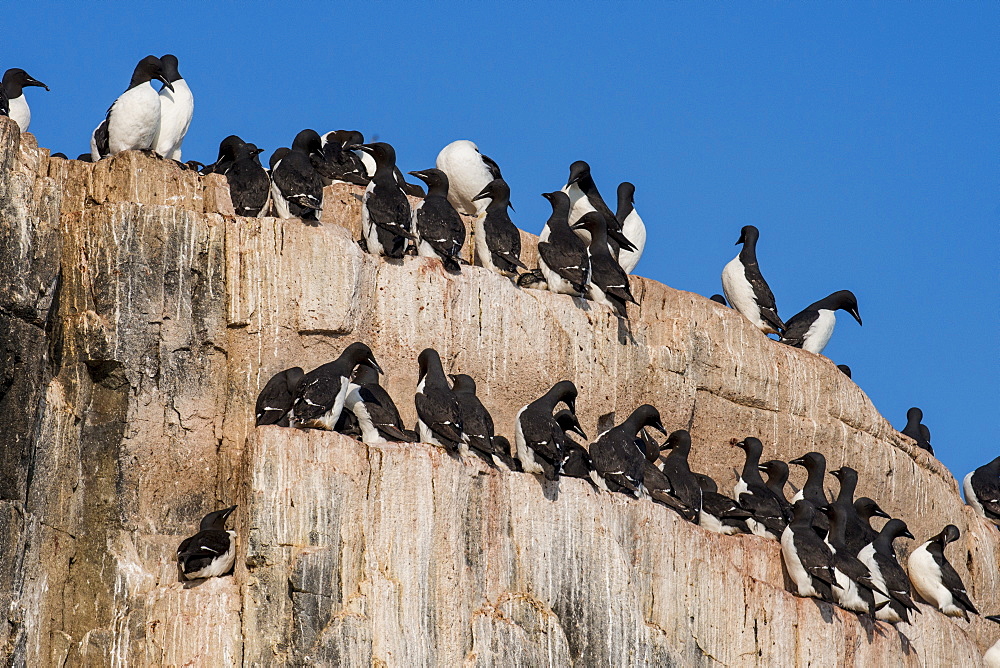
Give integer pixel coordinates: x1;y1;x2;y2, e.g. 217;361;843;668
0;115;997;666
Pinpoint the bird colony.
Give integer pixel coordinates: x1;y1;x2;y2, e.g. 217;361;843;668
5;54;998;661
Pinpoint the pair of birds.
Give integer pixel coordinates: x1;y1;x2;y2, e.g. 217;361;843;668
0;68;49;133
721;225;862;354
89;55;193;163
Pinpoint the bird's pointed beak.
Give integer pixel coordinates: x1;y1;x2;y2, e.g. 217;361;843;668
222;505;237;519
252;148;265;157
902;529;915;540
572;425;588;440
156;74;175;92
849;308;863;326
609;228;637;251
652;420;669;437
789;457;805;466
367;355;384;375
407;170;423;179
27;77;49;91
508;202;515;212
472;189;490;201
874;507;891;519
570;221;586;230
757;464;768;472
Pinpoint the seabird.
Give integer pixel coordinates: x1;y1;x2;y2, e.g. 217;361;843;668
255;367;305;427
0;68;48;132
781;500;840;601
91;56;173;161
900;407;934;454
779;290;862;354
695;473;752;534
857;519;919;623
214;137;270;217
760;459;792;513
202;135;243;175
491;435;522;472
828;466;868;556
984;616;1000;668
271;129;325;221
435;139;503;215
414;348;464;454
514;380;579;480
177;506;238;580
449;373;510;467
152;55;193;161
614;182;646;274
537;192;591;297
964;456;1000;521
589;405;668;497
657;430;703;521
471;179;526;275
292;343;383;430
907;524;978;619
516;269;548;291
825;504;884;616
408;168;466;271
344;363;416;444
852;497;891;554
837;364;852;378
721;225;785;335
352;142;415;258
553;409;593;480
554;160;636;256
316;130;370;186
789;452;830;536
709;294;728;306
572;212;638;318
733;437;789;539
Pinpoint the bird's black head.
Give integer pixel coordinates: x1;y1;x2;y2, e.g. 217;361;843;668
216;135;245;161
448;373;476;394
408;168;449;193
473;178;511;205
553;409;588;440
709;294;727;306
906;407;923;423
735;225;759;246
617;181;635;204
132;55;173;92
284;367;305;394
933;524;960;546
341;342;383;374
566;160;591;186
791;499;818;521
352;142;396;168
199;505;237;531
570;212;605;235
352;362;380;386
2;68;49;95
694;473;718;493
417;348;442;382
882;518;913;541
829;466;857;483
159;54;183;83
789;451;825;470
626;404;668;436
545;380;578;414
836;364;852;378
854;497;891;520
759;459;789;484
662;429;692;452
734;437;763;455
542;190;570;208
827;290;862;326
269;147;290;170
292;129;323;156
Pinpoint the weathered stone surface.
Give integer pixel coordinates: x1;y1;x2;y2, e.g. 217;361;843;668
0;115;997;666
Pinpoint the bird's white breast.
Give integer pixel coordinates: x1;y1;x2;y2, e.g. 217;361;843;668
108;83;162;154
802;309;837;354
721;256;766;330
153;79;194;160
8;95;30;132
436;140;493;215
184;530;236;579
561;182;595;227
781;527;817;597
617;209;646;274
964;472;987;517
907;542;949;609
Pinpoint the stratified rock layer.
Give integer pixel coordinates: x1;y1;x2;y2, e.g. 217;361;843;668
1;117;996;666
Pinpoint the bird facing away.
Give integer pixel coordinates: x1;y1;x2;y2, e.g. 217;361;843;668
572;212;638;318
408;168;466;271
537;191;591;297
435;139;503;215
789;452;830;537
471;178;526;275
709;294;728;306
218;137;270;217
733;437;789;539
449;373;509;467
91;56;173;161
292;343;383;430
614;182;646;274
721;225;785;335
781;500;840;601
900;407;934;454
1;68;48;132
255;367;305;427
907;524;979;620
964;456;1000;522
271;129;325;221
152;54;193;160
589;405;668;498
514;380;579;480
657;430;703;521
177;506;237;580
779;290;862;355
344;363;416;444
414;348;464;454
695;473;752;534
316;130;370;186
353;142;415;258
857;519;919;623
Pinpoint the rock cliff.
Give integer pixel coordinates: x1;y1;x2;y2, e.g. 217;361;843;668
1;116;997;666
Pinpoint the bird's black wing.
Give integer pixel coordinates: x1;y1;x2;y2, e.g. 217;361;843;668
737;483;787;536
702;491;752;519
360;385;414;442
454;392;496;455
874;552;918;611
229;161;271;217
177;529;231;559
93;119;110;159
645;462;697;520
272;154;324;217
778;311;812;348
792;531;839;587
743;260;785;333
255;369;298;425
292;368;343;421
592;254;637;304
538;239;590;292
415;389;464;447
415;198;466;267
481;154;503;180
561;443;594;478
483;210;526;272
366;178;413;235
936;557;979;615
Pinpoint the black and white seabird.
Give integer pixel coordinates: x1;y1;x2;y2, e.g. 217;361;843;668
553;160;636;257
435;139;503;215
553;409;593;480
828;466;867;556
352;142;415;258
900;407;934;454
408;168;466;271
449;373;510;467
317;130;370;186
589;405;668;497
733;438;789;539
789;452;830;536
255;367;305;427
414;348;464;454
779;290;862;354
907;524;978;619
203;135;244;175
759;459;793;521
572;212;638;318
537;191;591;297
0;68;48;132
964;456;1000;522
152;55;193;160
837;364;852;378
825;504;884;615
657;430;703;521
271;129;325;221
91;56;173;161
852;497;891;554
514;380;579;480
721;225;785;335
695;473;752;534
177;505;238;580
471;179;526;275
344;363;416;444
212;136;270;217
781;500;840;601
614;182;646;274
292;343;383;430
709;294;728;306
857;519;919;623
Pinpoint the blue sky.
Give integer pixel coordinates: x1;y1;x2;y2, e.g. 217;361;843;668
4;3;996;484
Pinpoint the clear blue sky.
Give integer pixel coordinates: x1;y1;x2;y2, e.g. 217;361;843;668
5;3;996;484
